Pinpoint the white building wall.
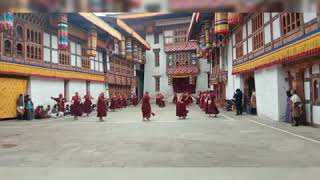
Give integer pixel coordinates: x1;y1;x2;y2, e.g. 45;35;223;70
313;106;320;125
144;33;173;97
68;80;87;100
89;82;105;102
197;58;210;92
254;65;288;121
29;77;64;107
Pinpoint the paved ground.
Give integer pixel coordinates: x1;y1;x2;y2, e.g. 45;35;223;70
0;103;320;167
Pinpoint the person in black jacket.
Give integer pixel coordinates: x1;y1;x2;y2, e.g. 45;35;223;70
233;89;243;115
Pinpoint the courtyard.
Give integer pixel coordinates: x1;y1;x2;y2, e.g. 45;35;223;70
0;103;320;167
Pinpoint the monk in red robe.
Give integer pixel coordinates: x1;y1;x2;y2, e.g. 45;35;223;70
156;92;165;108
117;95;123;109
71;92;82;120
176;95;188;119
83;92;93;116
205;92;219;117
109;95;118;111
51;93;66;113
141;92;154;121
97;93;107;122
131;94;138;106
122;94;128;108
186;93;193;106
200;92;207;111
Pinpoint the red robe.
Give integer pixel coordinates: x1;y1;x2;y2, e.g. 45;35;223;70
97;96;107;117
200;95;206;110
122;97;128;108
71;95;82;116
141;95;152;118
109;97;117;110
52;97;66;112
157;95;165;107
176;100;188;117
83;95;93;114
205;95;219;115
132;95;138;106
117;97;123;108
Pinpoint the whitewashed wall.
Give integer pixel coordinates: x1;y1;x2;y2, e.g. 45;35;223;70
89;82;105;102
255;65;288;121
29;77;64;107
68;80;87;100
310;64;320;125
196;58;210;92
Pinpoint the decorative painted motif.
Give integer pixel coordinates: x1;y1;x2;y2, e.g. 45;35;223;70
228;13;242;25
0;77;27;119
58;14;69;49
125;38;133;61
0;61;105;82
232;31;320;74
0;13;14;33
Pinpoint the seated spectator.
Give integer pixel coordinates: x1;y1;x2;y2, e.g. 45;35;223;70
64;104;71;116
44;105;52;118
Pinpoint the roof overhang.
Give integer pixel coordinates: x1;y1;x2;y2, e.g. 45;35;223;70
78;13;122;41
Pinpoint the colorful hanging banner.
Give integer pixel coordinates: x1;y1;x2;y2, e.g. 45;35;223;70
58;14;69;49
87;29;98;57
133;43;138;62
125;38;133;61
214;13;229;35
228;13;242;25
0;13;14;33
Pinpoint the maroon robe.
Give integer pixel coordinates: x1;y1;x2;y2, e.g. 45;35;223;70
200;94;206;110
52;97;66;112
176;100;188;117
132;95;138;106
110;97;119;110
117;97;123;108
122;96;128;108
141;94;152;119
83;94;93;114
205;94;219;115
71;95;82;116
97;96;107;117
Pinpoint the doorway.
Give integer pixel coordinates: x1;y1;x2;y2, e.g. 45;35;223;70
172;77;196;94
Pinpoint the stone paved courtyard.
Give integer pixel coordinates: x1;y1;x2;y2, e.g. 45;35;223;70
0;103;320;167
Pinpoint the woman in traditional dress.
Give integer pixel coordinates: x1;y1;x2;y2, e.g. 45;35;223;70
205;92;219;117
141;92;154;121
83;92;93;116
176;95;188;119
71;92;82;120
285;90;292;123
97;93;107;122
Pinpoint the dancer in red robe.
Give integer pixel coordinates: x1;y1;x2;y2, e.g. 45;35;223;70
51;93;66;113
176;95;188;119
122;94;128;108
83;92;93;116
200;92;207;111
205;92;220;117
141;92;154;121
109;95;118;111
131;93;138;106
117;95;123;109
71;92;82;120
97;93;107;122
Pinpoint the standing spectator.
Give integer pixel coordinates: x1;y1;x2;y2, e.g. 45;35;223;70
285;90;292;123
233;89;243;115
25;97;34;121
250;90;257;115
16;94;25;120
291;90;302;126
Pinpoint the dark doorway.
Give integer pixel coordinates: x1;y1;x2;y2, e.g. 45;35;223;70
172;77;196;94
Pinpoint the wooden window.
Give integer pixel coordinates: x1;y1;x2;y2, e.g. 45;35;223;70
16;25;23;40
155;77;160;92
27;45;30;58
235;28;243;44
236;44;243;58
252;13;263;32
313;78;320;105
4;40;12;55
154;49;160;67
281;13;301;35
253;31;263;50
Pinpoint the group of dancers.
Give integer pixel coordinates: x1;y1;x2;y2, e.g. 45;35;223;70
197;91;220;117
49;90;219;122
51;92;109;121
